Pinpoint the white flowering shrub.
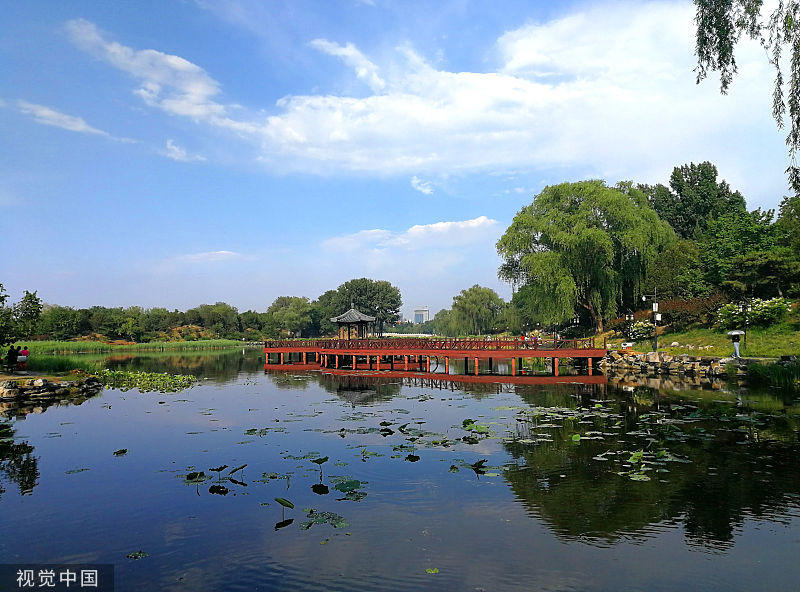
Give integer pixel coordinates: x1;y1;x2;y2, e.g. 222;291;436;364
716;298;791;329
626;320;654;341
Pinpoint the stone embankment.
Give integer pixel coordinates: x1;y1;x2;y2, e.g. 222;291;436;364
599;350;745;378
0;377;103;418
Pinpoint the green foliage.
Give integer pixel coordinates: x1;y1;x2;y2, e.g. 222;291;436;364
268;296;314;337
643;240;710;299
776;195;800;256
449;285;506;335
95;369;197;393
328;278;402;334
716;298;791;329
746;361;800;388
12;290;43;339
726;247;800;298
642;162;746;239
693;1;800;192
497;180;674;332
700;209;777;286
0;284;14;344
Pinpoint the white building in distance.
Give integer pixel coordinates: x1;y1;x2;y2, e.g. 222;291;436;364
413;307;430;324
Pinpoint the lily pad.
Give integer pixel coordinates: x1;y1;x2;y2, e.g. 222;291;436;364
126;550;149;560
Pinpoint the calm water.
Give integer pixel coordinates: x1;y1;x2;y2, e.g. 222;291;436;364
1;349;799;591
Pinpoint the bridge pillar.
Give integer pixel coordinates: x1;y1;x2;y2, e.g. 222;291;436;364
426;357;430;372
335;355;338;369
445;357;449;374
303;352;306;364
404;356;409;371
511;358;516;376
377;356;381;371
553;357;559;377
588;357;592;376
352;355;356;369
280;352;284;365
474;357;479;376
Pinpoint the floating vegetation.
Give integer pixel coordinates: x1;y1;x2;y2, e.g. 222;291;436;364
425;568;440;574
113;449;128;456
95;369;197;393
300;508;349;530
65;468;89;474
126;550;149;560
274;497;294;509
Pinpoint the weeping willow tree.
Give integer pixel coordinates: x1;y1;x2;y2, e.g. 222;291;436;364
496;181;674;333
694;0;800;191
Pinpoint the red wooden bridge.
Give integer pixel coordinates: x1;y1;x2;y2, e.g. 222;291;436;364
264;336;607;377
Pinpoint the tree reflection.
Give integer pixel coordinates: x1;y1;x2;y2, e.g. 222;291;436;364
503;386;800;549
0;422;39;499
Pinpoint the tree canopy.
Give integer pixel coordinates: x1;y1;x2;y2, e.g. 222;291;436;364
642;162;746;239
497;181;674;332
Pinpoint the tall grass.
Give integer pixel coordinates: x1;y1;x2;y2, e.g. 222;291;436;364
25;355;105;374
747;362;800;389
24;339;246;355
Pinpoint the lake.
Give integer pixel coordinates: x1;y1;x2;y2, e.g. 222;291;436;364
1;349;799;591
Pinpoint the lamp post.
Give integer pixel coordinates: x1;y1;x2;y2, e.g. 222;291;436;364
641;289;659;351
738;301;752;352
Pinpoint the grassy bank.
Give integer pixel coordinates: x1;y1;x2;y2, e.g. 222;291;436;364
614;323;800;358
23;339;246;355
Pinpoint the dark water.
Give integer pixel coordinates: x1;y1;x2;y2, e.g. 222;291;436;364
1;349;799;591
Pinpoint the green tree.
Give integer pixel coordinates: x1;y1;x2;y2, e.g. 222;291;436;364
699;208;777;286
330;278;402;335
267;296;313;337
0;284;14;344
640;162;746;238
38;306;85;340
725;247;800;298
12;290;43;339
497;181;674;332
693;1;800;191
776;194;800;257
643;239;710;299
449;285;506;336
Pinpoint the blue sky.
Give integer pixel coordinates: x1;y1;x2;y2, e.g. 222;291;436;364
1;0;789;318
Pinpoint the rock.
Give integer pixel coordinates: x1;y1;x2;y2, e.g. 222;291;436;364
661;354;674;363
0;386;21;399
645;351;660;363
31;378;48;388
670;342;680;347
0;380;17;389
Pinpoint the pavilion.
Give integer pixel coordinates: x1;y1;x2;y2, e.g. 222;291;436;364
331;305;376;339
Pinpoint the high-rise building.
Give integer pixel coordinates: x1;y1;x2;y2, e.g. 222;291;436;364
413;306;430;324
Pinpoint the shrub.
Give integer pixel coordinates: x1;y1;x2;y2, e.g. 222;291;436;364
660;294;727;330
627;320;654;341
716;298;792;329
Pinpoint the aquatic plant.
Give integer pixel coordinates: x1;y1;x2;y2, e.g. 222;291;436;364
95;369;197;393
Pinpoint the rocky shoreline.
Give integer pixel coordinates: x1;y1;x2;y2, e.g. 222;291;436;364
0;376;104;418
599;350;756;378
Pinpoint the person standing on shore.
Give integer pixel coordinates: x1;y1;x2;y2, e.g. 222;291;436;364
731;334;741;358
5;345;17;372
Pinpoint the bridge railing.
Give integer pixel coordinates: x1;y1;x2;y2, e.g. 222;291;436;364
264;336;599;350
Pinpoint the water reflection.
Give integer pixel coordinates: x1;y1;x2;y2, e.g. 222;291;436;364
2;350;799;592
0;422;38;498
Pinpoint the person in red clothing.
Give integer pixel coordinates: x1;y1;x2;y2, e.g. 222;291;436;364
17;346;29;370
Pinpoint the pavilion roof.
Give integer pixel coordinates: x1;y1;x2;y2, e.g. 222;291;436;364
330;307;376;323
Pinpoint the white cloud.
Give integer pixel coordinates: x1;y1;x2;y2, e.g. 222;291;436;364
172;250;243;263
322;216;498;252
310;39;385;92
17;100;109;136
163;139;207;162
410;175;433;194
66;4;787;204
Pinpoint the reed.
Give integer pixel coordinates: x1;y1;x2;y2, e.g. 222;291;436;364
24;339;245;355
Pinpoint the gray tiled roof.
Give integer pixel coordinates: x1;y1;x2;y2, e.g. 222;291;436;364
330;308;376;323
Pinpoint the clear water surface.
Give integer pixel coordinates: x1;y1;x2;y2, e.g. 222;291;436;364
1;349;798;591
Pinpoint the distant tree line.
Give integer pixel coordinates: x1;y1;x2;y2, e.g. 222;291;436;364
0;278;402;343
3;162;798;343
